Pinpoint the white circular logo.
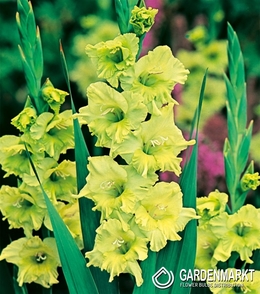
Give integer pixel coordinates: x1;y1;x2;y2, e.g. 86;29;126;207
152;267;175;289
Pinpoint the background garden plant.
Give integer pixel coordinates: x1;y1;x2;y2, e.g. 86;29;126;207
0;0;260;294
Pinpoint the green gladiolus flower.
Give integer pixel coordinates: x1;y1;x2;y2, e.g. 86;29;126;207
85;33;139;87
44;202;83;249
41;79;69;114
200;41;227;75
85;218;148;286
210;204;260;264
135;181;199;251
42;160;77;203
129;6;158;36
208;269;260;294
241;172;260;191
24;159;77;203
197;190;229;228
120;46;189;114
22;159;76;203
11;107;37;133
0;135;45;178
0;183;46;236
240;271;260;294
22;157;57;185
29;110;74;160
78;82;147;148
186;25;208;46
195;227;218;270
112;103;195;177
78;156;157;220
0;236;60;288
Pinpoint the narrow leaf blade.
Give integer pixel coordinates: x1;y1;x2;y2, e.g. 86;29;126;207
25;146;99;294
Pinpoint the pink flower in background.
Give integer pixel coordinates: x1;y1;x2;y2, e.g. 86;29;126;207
197;135;225;195
160;133;225;195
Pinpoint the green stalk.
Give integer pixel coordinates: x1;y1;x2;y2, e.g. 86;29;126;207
41;287;52;294
223;23;253;213
16;0;48;114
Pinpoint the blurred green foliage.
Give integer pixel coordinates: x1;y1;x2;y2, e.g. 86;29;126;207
165;0;260;76
1;0;259;103
176;33;227;130
0;0;115;121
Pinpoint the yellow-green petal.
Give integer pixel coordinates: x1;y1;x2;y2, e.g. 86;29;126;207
120;46;189;114
86;33;139;87
85;218;147;286
0;236;60;288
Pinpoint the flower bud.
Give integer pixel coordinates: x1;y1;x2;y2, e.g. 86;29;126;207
241;172;260;191
130;6;158;37
11;107;37;132
41;79;68;114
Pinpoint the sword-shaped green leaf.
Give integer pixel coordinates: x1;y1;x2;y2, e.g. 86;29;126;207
16;0;47;114
25;146;99;294
224;23;253;212
237;121;253;171
115;0;132;34
250;249;260;271
114;0;139;34
0;260;15;294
